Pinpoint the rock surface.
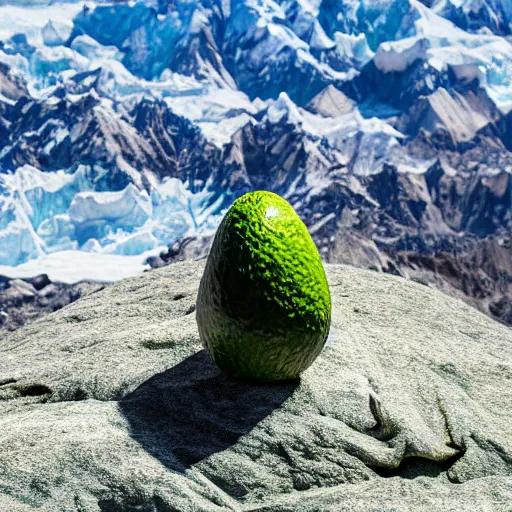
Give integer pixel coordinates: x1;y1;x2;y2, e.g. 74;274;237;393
0;274;105;333
0;261;511;511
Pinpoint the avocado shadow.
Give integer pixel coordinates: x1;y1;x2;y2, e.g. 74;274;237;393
118;349;298;471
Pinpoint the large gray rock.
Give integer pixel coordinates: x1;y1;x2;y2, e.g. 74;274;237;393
0;261;511;511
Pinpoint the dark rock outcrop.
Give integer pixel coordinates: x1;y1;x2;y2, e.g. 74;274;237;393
0;274;104;332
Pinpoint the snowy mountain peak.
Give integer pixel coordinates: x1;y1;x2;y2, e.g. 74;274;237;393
0;0;510;287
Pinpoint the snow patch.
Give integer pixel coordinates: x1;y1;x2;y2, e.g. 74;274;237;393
0;249;162;284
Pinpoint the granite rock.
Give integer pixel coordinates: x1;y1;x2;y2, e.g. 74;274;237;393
0;261;511;511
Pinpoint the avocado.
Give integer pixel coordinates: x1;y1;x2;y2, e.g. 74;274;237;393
196;191;331;381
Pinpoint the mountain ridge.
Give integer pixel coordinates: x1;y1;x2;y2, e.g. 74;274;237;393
0;0;510;325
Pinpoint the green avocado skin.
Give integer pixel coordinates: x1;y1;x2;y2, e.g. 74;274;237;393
196;191;331;381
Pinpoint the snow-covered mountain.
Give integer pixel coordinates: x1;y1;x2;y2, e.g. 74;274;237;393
0;0;511;323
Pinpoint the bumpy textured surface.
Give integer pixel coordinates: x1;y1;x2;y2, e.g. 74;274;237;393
0;261;511;511
196;191;331;381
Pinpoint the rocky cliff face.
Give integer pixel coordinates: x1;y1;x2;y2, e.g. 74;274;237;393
0;261;511;511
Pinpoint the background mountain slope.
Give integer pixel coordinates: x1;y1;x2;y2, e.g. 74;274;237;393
0;0;510;327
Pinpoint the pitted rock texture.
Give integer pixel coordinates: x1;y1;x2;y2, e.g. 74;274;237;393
0;261;511;511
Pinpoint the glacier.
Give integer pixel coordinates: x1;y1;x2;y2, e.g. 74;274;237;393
0;0;510;283
0;164;225;280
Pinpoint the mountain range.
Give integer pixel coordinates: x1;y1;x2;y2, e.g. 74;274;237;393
0;0;510;326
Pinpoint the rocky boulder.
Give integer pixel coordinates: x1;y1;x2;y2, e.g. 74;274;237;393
0;275;104;333
0;261;511;511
